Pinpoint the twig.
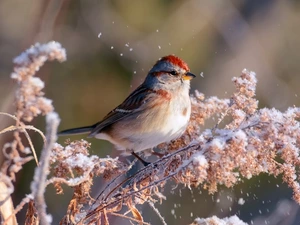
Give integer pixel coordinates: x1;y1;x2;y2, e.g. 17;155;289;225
4;194;33;225
31;112;60;225
0;180;17;225
0;112;47;165
148;202;167;225
110;212;151;225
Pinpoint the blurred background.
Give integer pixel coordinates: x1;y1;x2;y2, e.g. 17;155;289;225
0;0;300;224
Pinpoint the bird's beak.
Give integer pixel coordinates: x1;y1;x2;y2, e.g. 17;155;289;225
182;72;196;80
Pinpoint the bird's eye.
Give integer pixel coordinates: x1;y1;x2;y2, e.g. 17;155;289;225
169;71;178;76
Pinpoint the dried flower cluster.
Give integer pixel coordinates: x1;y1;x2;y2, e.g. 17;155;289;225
49;139;126;224
0;41;66;224
11;42;66;122
173;70;300;199
50;140;125;188
0;41;299;225
83;70;300;224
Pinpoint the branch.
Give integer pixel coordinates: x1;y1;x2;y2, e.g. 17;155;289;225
31;112;60;225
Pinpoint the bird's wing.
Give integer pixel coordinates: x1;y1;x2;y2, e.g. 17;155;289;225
88;84;153;137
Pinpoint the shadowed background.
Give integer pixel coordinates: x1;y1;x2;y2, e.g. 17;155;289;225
0;0;300;224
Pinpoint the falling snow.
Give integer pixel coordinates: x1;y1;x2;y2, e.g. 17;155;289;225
238;198;245;205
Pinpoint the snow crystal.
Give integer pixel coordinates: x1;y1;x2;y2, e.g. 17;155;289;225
238;198;245;205
234;109;246;118
211;137;225;150
46;214;53;223
65;153;97;169
192;153;207;166
46;112;60;124
23;147;32;154
242;68;248;73
234;130;247;142
10;72;19;79
29;77;45;89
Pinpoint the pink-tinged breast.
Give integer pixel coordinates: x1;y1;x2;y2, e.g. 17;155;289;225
153;89;171;101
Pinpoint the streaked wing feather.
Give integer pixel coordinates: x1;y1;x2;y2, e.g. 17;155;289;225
89;85;151;137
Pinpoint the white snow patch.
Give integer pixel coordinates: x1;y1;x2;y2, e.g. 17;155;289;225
192;153;207;166
194;215;248;225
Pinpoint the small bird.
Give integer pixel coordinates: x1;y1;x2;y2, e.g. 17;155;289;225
59;55;196;164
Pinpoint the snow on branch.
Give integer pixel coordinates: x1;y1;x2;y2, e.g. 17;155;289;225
31;112;60;225
80;70;300;224
190;215;248;225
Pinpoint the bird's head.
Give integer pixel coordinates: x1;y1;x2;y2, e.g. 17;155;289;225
145;55;196;91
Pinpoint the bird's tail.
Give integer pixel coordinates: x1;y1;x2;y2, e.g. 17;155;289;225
58;125;94;136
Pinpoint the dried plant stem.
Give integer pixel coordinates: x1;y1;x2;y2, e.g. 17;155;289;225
86;144;198;217
6;194;33;223
148;202;167;225
0;181;17;225
110;212;151;225
91;159;136;209
0;112;47;165
31;112;60;225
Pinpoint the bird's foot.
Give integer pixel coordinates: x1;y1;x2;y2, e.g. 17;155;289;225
131;151;151;166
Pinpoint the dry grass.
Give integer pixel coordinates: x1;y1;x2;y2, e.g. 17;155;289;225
0;42;299;224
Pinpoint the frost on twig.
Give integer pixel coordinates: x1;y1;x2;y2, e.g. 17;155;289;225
49;140;126;224
31;112;60;225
